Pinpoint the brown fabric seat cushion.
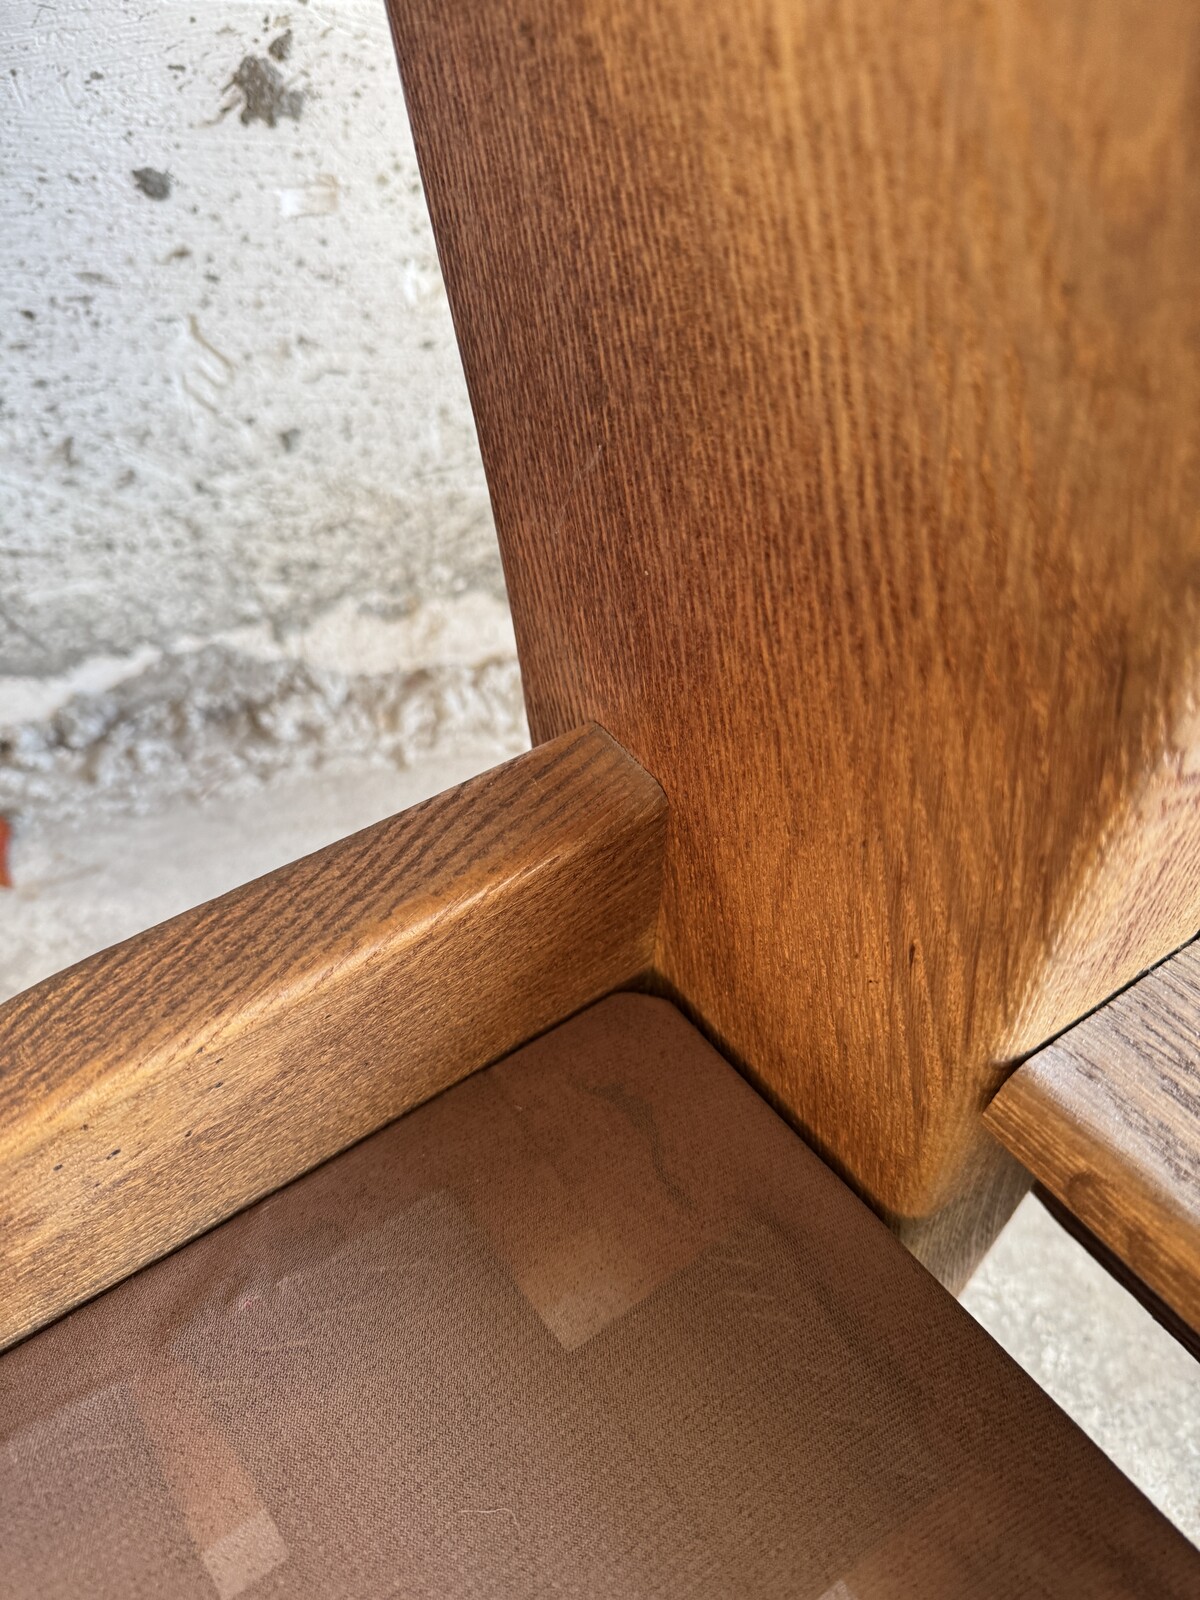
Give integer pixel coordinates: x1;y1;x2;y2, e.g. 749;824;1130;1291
1;994;1193;1596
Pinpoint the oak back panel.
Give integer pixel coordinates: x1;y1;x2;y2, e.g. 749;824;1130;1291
388;0;1200;1233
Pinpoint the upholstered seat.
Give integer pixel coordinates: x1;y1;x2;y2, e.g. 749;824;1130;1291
3;996;1191;1598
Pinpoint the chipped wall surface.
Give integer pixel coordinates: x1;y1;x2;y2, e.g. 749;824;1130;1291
0;1;524;819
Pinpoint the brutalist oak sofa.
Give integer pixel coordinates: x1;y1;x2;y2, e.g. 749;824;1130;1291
2;2;1198;1594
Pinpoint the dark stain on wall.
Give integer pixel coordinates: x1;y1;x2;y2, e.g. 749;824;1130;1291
226;56;305;128
132;168;172;201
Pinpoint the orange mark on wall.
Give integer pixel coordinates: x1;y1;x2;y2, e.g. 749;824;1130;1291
0;817;10;888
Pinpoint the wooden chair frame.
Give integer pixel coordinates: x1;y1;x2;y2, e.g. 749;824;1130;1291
1;11;1197;1583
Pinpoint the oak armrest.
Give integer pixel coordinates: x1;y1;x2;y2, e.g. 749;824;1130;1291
986;940;1200;1334
0;724;666;1349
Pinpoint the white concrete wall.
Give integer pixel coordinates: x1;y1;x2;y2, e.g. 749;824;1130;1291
0;0;524;821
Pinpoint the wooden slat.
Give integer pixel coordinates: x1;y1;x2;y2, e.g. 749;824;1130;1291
388;0;1200;1284
986;942;1200;1333
0;724;666;1351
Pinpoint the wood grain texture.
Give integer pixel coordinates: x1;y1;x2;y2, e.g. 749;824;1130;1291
0;724;666;1351
987;942;1200;1333
387;0;1200;1254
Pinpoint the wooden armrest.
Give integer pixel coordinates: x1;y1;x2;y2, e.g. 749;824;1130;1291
985;940;1200;1334
0;723;666;1350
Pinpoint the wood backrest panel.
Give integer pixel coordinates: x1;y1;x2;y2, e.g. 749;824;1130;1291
388;0;1200;1241
0;725;665;1349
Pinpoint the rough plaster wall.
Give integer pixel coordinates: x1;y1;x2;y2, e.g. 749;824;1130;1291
0;0;525;820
